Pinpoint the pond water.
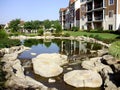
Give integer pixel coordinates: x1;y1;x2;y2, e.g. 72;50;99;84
18;39;103;90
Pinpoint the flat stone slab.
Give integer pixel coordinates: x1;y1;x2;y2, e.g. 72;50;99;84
64;70;102;88
32;53;68;77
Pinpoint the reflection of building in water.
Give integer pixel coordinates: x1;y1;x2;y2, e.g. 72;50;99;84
60;40;87;56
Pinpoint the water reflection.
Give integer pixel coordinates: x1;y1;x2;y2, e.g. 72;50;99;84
19;39;101;59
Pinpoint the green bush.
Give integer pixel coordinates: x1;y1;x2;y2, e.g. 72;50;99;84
109;41;120;59
0;39;21;49
71;26;79;32
0;29;8;39
96;27;103;32
52;33;61;37
63;33;70;37
38;29;44;36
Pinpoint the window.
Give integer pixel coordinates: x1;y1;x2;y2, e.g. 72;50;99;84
108;10;113;18
109;24;113;30
109;0;114;5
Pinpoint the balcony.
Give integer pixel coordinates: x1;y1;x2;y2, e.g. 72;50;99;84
94;3;103;9
86;0;92;3
94;15;103;22
87;5;92;11
95;16;103;20
87;16;92;21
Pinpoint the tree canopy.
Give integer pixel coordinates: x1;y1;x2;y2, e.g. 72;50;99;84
9;19;21;32
43;19;51;29
8;19;62;33
24;20;40;30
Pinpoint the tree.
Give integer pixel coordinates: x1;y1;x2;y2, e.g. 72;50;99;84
24;21;33;30
54;21;62;34
9;19;20;32
24;20;40;30
43;19;51;29
32;20;40;29
0;29;8;39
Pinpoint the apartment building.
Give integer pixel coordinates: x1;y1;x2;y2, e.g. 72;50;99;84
59;8;67;29
59;0;80;29
59;0;120;31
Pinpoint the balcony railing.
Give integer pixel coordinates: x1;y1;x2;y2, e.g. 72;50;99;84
87;17;92;21
94;16;103;21
94;3;103;9
87;6;92;11
86;0;92;3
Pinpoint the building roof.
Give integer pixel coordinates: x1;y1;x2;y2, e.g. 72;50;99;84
69;0;76;4
60;8;67;12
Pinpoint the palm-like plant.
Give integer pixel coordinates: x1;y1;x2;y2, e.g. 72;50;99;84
109;41;120;59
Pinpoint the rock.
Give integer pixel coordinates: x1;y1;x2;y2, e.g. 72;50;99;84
1;53;18;62
104;80;118;90
81;57;113;73
64;70;102;88
97;49;108;56
112;63;120;72
5;75;48;89
3;48;9;54
0;49;5;57
48;78;56;83
103;55;115;61
32;53;68;77
32;59;63;77
66;67;73;71
31;53;37;56
102;55;116;65
12;59;25;78
25;76;48;89
32;53;68;66
90;50;96;54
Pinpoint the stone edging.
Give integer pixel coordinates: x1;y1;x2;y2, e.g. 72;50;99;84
10;35;110;48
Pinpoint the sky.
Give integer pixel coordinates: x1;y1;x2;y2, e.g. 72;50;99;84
0;0;68;24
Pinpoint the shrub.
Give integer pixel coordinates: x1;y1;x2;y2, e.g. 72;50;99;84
96;27;103;32
38;29;44;36
63;33;70;37
109;41;120;59
0;29;8;39
52;33;61;37
71;26;79;32
0;39;21;49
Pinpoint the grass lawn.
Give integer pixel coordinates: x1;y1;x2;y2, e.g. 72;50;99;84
64;31;119;40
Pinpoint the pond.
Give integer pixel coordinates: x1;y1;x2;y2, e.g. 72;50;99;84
18;39;103;90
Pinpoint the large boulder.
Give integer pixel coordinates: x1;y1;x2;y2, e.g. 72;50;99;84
5;75;48;89
32;53;68;66
64;70;102;88
32;60;63;77
32;53;68;77
102;55;116;65
1;53;18;62
81;57;113;73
